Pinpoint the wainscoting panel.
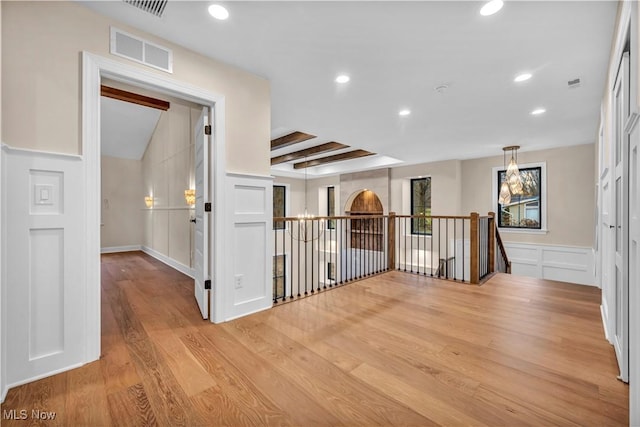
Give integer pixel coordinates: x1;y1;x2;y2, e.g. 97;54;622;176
225;173;273;320
3;146;85;389
504;242;595;286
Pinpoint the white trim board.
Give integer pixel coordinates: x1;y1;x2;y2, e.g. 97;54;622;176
141;246;194;279
100;245;142;254
504;242;595;286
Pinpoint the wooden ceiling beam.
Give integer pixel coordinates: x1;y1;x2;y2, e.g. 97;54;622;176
271;131;316;150
101;85;170;111
293;149;375;169
271;142;349;165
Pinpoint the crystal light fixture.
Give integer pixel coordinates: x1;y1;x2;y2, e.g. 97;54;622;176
289;159;324;242
504;145;523;195
499;146;524;205
144;196;153;208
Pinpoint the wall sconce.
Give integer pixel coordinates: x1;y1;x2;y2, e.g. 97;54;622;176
184;189;196;206
144;196;153;208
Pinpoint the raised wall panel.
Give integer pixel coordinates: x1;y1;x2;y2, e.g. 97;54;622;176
29;228;64;360
234;223;267;304
225;174;273;320
4;147;85;389
235;185;266;214
504;242;594;286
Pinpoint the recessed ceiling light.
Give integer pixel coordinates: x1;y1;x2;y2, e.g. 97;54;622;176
480;0;504;16
531;108;546;115
399;109;411;116
514;73;532;82
208;4;229;20
335;75;350;84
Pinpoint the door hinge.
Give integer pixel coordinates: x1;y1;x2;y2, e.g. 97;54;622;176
205;202;212;212
204;124;212;135
204;279;211;290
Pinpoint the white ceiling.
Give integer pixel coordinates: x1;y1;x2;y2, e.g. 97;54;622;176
101;96;161;160
83;1;617;177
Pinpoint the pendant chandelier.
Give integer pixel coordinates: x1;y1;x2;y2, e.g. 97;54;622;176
498;145;524;205
288;159;325;242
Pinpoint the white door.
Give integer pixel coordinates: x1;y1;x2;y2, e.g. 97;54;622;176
612;52;629;382
194;107;210;319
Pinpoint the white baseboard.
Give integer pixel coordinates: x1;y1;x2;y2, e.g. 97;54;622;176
6;361;85;392
1;384;6;404
601;304;612;344
504;242;595;286
100;245;141;254
141;246;194;278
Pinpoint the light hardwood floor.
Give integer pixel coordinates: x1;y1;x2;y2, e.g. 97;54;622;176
1;251;628;426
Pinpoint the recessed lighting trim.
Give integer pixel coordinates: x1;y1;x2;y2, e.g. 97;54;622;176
480;0;504;16
335;74;350;84
531;108;546;115
208;4;229;20
514;73;532;82
399;109;411;116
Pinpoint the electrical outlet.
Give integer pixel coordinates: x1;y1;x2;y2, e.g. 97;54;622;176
234;274;243;289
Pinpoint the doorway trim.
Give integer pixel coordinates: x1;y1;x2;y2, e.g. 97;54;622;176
82;52;227;362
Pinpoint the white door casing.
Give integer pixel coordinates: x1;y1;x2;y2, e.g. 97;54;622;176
194;107;210;319
612;52;630;382
83;52;227;365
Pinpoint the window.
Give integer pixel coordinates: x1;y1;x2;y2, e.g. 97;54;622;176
273;185;286;230
411;177;432;234
327;186;336;229
497;166;542;229
327;262;336;281
273;255;286;298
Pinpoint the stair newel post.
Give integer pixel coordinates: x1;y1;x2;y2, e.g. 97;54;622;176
388;212;396;270
470;212;479;284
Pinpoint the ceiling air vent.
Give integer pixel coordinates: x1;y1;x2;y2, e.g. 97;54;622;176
110;27;173;73
568;78;581;89
122;0;168;18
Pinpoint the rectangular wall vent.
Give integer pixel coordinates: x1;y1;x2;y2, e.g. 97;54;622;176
110;27;173;73
122;0;168;18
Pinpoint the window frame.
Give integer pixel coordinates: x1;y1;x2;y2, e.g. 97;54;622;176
273;184;287;230
492;162;547;234
273;254;286;299
410;177;432;235
327;186;336;229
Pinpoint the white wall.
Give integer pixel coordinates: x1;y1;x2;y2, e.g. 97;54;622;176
390;160;463;216
1;1;270;175
101;156;144;250
461;144;596;247
141;102;199;271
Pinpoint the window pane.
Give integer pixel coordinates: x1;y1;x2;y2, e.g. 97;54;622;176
273;255;285;298
273;185;285;229
327;186;336;229
411;177;431;234
497;167;541;229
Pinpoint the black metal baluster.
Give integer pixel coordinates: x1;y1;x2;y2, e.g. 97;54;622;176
273;221;277;304
297;221;301;298
462;218;466;282
454;219;457;281
282;220;286;302
430;218;434;277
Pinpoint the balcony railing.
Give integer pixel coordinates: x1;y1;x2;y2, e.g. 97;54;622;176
272;212;509;303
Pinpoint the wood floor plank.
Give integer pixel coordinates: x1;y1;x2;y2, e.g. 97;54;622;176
1;252;629;426
107;383;158;427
